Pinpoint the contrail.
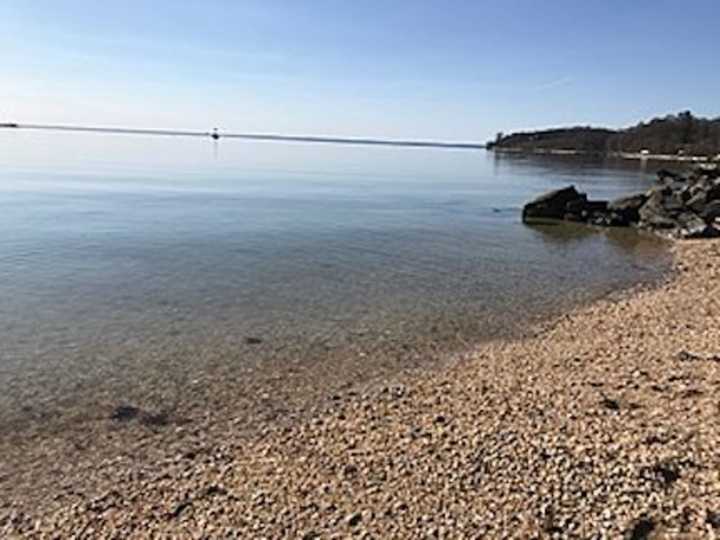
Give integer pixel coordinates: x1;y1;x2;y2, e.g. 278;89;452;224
0;122;485;150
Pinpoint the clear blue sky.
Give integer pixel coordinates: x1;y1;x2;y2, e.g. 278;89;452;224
2;0;719;141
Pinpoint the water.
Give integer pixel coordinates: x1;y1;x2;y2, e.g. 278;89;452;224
0;132;670;436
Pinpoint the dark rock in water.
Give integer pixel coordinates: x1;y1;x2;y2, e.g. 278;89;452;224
584;200;609;213
110;405;171;427
523;166;720;239
245;336;263;345
563;212;584;222
656;169;681;182
565;198;589;214
608;194;647;223
140;411;170;427
110;405;140;422
522;186;585;221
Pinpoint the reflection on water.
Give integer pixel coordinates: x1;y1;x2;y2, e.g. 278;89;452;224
0;134;672;435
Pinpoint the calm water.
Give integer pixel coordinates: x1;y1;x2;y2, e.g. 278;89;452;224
0;133;671;434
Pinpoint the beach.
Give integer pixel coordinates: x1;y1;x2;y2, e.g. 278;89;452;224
1;238;717;538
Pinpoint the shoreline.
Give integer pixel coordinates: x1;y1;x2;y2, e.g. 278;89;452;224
3;240;719;537
491;146;717;163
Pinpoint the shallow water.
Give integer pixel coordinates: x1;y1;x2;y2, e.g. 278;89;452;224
0;133;671;433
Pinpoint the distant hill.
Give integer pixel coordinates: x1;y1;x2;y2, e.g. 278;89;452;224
488;112;720;158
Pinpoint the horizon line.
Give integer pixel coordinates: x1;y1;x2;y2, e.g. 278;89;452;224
0;122;486;150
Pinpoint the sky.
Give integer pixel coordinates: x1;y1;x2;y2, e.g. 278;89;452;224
2;0;720;142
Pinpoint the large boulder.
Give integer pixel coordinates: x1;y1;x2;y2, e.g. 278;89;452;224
639;187;678;229
522;186;585;221
607;194;648;224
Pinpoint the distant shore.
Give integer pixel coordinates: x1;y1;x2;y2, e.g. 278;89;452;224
3;239;719;537
487;111;720;163
491;146;717;163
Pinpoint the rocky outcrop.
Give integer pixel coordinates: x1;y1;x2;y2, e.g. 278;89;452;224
521;186;613;225
521;186;586;221
522;165;720;239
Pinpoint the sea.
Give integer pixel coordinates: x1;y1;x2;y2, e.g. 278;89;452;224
0;131;672;435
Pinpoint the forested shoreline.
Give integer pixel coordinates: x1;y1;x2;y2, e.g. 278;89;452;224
488;112;720;158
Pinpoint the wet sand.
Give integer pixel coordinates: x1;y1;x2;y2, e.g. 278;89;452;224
2;239;719;538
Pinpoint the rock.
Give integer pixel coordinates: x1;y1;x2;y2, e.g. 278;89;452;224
707;510;720;529
523;168;720;240
686;190;708;213
643;462;680;487
638;201;676;229
600;397;620;411
201;485;227;498
677;350;703;362
140;411;170;427
656;169;681;183
676;213;720;238
110;405;140;422
677;213;710;238
608;194;648;223
346;512;362;527
522;186;585;221
625;517;655;540
563;212;584;222
701;200;720;222
343;464;358;477
167;500;192;519
565;198;588;214
708;183;720;201
245;336;263;345
585;200;609;213
696;163;720;179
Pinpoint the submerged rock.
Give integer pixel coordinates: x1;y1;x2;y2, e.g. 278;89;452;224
110;405;140;422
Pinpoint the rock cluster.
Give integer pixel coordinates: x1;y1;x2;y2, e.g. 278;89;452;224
522;165;720;239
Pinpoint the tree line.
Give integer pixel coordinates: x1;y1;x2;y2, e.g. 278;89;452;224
488;112;720;157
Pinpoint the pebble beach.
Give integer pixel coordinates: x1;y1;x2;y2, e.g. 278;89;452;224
2;238;720;538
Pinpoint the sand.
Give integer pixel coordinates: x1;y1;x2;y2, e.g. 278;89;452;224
2;239;719;538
